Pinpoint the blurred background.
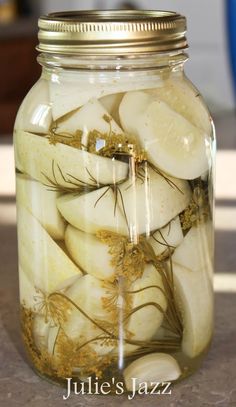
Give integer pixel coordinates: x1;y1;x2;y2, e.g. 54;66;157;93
0;0;236;406
0;1;236;403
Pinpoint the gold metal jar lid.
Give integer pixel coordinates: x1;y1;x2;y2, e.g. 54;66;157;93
37;10;187;55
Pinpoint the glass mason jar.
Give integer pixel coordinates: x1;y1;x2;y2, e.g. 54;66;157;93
14;11;215;393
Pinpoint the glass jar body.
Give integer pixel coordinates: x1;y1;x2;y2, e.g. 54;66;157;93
14;52;215;392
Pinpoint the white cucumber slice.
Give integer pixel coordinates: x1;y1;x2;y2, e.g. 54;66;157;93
124;353;181;391
63;274;114;356
172;262;213;358
15;130;128;187
19;266;38;310
170;223;214;357
14;79;52;134
65;225;115;280
172;223;213;273
148;78;212;136
33;315;50;351
118;165;191;237
16;174;65;240
53;274;80;292
17;205;82;293
119;91;150;136
49;72;160;120
126;265;167;343
56;98;123;139
47;325;60;355
63;267;166;356
119;91;210;180
57;187;128;235
100;93;124;125
149;216;183;257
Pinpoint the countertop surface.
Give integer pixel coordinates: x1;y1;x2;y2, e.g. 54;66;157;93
0;113;236;407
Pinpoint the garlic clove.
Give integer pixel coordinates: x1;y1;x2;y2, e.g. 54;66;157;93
55;98;123;139
17;205;82;293
14;79;52;134
171;262;213;358
65;225;115;280
149;216;183;257
16;174;66;240
119;91;210;180
15;131;128;187
117;165;191;237
124;353;181;391
57;187;128;235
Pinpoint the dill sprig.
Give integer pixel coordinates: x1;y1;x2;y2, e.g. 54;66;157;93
180;182;210;231
47;128;84;149
21;305;112;379
97;231;147;281
47;113;145;162
41;160;107;195
33;288;72;326
96;229;183;338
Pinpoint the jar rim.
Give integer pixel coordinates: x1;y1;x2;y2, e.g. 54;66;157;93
37;9;188;56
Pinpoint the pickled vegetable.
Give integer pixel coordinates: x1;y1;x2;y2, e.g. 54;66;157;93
119;91;210;179
15;131;128;188
124;353;181;391
16;174;66;240
15;79;52;134
17;205;82;292
15;73;213;391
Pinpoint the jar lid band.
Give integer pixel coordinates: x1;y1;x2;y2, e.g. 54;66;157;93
37;10;188;55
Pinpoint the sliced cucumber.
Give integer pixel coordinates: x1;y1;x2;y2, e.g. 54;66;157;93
15;130;128;187
65;225;115;280
19;266;38;310
170;224;214;358
14;79;52;134
57;187;128;235
126;265;167;343
56;98;123;139
17;205;82;293
16;174;65;240
100;92;124;125
172;223;213;273
149;216;183;256
119;91;210;180
148;78;212;136
63;266;167;356
33;315;50;351
49;72;160;120
172;262;213;358
118;165;191;237
63;274;115;356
